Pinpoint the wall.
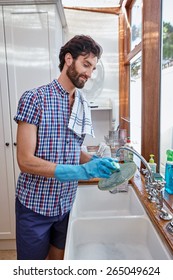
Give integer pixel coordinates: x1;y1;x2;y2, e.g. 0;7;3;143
63;9;119;146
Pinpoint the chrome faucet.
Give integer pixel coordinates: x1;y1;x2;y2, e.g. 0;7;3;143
116;146;154;183
116;146;172;221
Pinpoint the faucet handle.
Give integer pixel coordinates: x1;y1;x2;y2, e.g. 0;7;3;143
142;170;153;191
166;221;173;233
142;168;149;175
154;180;166;190
142;168;151;183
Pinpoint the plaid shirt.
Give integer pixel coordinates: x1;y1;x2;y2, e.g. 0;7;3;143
14;79;85;216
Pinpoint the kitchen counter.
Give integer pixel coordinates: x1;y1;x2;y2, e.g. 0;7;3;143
79;169;173;256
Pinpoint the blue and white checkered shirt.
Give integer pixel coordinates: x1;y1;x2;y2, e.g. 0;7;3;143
14;79;85;216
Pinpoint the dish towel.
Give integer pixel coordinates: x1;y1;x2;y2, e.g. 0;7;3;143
68;90;95;138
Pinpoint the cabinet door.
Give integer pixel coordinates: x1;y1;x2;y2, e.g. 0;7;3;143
3;4;63;183
0;7;15;239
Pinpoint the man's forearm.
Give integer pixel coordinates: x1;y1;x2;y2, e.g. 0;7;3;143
17;154;56;178
79;150;92;164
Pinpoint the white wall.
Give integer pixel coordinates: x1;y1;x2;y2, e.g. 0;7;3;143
63;9;119;146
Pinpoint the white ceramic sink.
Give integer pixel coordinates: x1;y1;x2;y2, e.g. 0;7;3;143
64;184;172;260
71;185;145;218
64;217;171;260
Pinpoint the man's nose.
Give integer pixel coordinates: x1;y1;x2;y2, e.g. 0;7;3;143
85;69;93;78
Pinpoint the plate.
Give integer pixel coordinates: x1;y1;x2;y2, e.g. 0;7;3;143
98;162;137;191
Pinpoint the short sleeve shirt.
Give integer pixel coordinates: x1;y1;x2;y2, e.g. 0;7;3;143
14;79;85;216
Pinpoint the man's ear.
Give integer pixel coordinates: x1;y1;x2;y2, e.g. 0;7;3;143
65;52;73;66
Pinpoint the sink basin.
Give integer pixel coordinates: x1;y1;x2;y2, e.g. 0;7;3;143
71;184;145;218
64;217;171;260
65;184;172;260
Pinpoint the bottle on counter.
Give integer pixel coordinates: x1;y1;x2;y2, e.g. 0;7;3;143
148;154;157;173
124;137;133;162
165;149;173;194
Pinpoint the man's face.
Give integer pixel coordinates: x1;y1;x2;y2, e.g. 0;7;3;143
66;53;98;88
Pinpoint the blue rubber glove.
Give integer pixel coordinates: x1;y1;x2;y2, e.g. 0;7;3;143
91;154;100;160
91;155;120;171
54;158;119;182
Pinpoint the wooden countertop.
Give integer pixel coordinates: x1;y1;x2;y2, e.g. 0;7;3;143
130;170;173;257
79;170;173;257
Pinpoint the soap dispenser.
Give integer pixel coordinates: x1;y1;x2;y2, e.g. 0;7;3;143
165;149;173;194
148;154;157;173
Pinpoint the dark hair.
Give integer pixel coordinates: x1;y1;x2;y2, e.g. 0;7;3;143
58;35;103;71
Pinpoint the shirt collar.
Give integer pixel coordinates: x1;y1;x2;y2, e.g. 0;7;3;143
53;79;68;96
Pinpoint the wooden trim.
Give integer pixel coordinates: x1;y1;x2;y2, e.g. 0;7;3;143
63;6;121;15
122;0;135;9
141;0;161;166
124;42;142;64
119;13;130;132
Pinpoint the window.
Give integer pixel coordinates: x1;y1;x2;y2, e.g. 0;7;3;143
119;0;161;168
130;53;142;154
131;0;142;50
160;0;173;176
119;0;142;154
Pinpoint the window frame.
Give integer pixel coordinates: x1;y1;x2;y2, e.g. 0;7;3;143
119;0;162;168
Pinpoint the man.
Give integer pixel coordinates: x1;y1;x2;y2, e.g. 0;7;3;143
14;35;119;260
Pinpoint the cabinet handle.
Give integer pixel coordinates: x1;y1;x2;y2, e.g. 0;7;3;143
5;143;10;146
14;142;17;146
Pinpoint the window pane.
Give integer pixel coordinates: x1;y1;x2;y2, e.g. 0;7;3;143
130;53;142;155
131;0;142;50
160;0;173;176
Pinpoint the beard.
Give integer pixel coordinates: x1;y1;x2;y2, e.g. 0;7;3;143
66;60;87;89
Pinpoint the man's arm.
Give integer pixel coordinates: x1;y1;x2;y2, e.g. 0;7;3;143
79;150;93;164
16;121;118;181
16;121;56;177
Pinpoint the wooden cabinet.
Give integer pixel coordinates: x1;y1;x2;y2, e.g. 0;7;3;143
0;1;66;249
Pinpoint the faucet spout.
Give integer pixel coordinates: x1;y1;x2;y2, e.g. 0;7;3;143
116;146;154;183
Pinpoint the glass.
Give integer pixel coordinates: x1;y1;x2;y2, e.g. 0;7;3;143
131;0;142;50
160;0;173;176
130;53;142;155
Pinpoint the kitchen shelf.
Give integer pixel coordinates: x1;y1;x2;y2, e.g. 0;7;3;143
90;106;112;110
